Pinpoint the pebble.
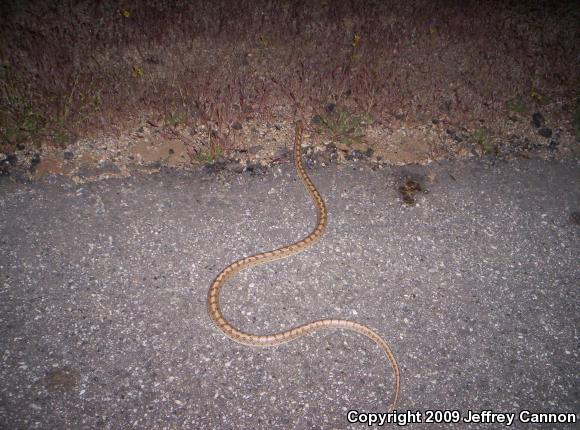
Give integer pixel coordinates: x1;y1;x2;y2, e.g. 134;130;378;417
272;147;291;159
325;103;336;113
244;163;266;175
537;127;552;138
531;112;545;128
248;145;264;155
30;154;41;170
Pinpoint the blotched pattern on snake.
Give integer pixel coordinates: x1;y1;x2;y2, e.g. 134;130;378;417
208;121;400;410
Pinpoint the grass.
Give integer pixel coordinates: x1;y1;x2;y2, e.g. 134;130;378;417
0;65;102;150
1;106;45;148
195;150;216;165
506;96;527;114
195;132;224;165
166;111;188;127
0;67;45;148
530;88;550;105
471;128;497;155
316;107;373;147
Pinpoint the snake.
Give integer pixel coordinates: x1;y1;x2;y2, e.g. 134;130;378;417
208;121;400;410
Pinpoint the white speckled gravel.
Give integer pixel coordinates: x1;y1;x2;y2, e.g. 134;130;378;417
0;158;578;429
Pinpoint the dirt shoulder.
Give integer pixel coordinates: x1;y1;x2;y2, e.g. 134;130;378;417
3;111;578;184
1;1;579;181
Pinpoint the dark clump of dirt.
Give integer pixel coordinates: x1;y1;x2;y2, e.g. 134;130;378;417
398;176;427;206
45;367;81;394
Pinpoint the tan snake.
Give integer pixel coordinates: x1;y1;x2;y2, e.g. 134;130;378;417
208;121;400;410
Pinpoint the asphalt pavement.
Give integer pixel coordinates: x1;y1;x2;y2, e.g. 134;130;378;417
0;157;578;429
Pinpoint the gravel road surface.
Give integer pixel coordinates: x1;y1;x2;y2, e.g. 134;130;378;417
1;158;578;429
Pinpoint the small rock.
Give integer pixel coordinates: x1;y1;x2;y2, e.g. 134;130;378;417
313;151;331;165
231;122;243;130
348;149;372;161
273;147;291;159
75;165;100;177
1;153;17;165
248;145;263;155
0;153;16;176
311;115;322;125
203;162;224;174
351;142;371;154
325;103;336;114
440;99;452;112
226;162;245;173
190;108;200;119
335;150;346;164
145;56;161;65
537;127;552;138
63;150;74;160
446;129;463;142
394;109;406;120
244;163;266;175
30;154;41;170
531;112;545;129
98;161;121;175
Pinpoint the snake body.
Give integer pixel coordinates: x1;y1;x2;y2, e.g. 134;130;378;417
208;121;400;410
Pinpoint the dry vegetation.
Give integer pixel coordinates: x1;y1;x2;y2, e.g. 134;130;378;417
1;0;578;167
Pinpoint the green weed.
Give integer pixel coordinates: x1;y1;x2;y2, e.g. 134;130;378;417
1;66;103;149
166;111;187;127
0;68;46;148
196;143;223;165
471;128;497;155
195;151;214;164
530;88;550;105
317;108;372;147
51;77;101;147
506;96;527;113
